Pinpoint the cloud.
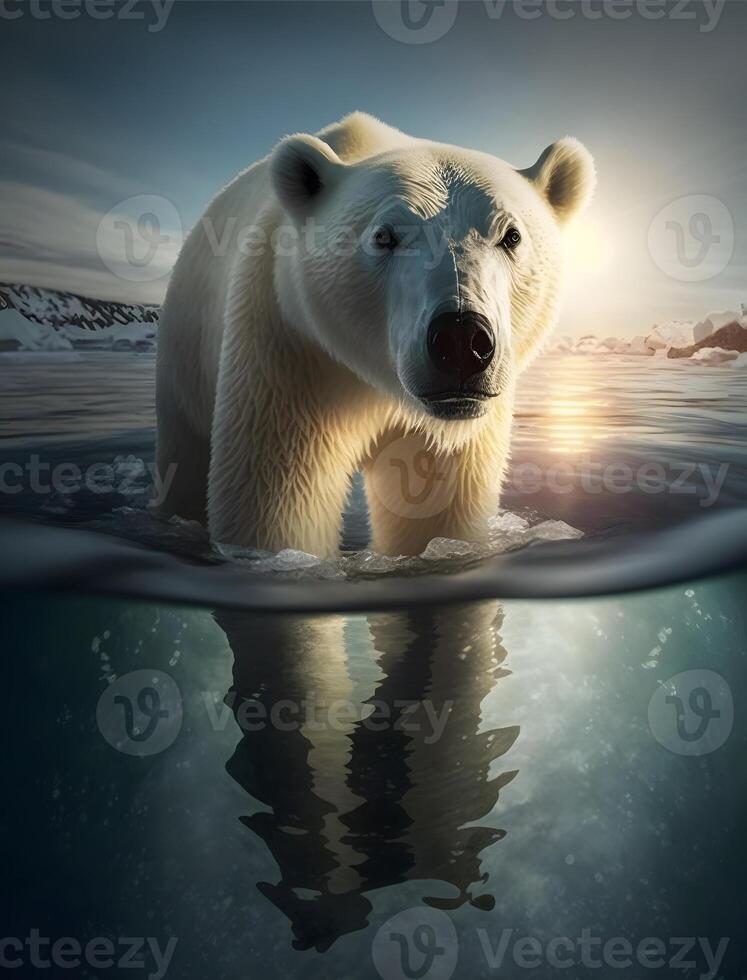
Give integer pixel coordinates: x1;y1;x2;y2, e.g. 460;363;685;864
0;177;181;304
0;140;146;204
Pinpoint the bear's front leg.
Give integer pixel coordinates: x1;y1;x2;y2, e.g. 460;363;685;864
363;416;511;557
207;328;360;559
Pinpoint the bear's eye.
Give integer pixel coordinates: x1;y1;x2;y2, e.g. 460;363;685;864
499;227;522;251
373;225;399;252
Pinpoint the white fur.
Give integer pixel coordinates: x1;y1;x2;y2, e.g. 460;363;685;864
156;113;595;557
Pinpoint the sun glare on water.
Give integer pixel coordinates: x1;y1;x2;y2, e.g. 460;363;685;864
546;388;614;454
538;215;619;454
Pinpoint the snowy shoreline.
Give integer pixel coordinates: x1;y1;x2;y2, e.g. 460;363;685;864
547;306;747;366
1;282;746;366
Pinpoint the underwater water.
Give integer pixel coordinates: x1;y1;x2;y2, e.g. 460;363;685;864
2;351;746;978
4;577;746;977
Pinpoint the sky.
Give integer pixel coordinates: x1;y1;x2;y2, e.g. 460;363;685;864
0;0;745;338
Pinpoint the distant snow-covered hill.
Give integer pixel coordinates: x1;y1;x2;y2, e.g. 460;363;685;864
0;283;159;331
0;283;160;352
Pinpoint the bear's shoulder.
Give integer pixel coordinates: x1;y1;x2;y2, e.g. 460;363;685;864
315;111;418;163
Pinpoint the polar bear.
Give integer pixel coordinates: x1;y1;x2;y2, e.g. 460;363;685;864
156;112;594;557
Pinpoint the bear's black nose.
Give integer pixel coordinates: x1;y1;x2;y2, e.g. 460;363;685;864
427;311;496;382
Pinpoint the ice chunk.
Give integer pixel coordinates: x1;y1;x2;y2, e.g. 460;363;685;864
264;549;325;570
627;335;655;356
112;454;148;495
645;330;669;351
342;550;400;575
486;513;582;552
421;537;488;560
688;346;739;365
648;320;697;349
203;510;584;581
213;541;273;564
488;512;530;534
526;519;584;542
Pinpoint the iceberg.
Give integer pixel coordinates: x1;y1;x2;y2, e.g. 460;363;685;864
648;320;698;349
697;310;740;339
0;309;73;351
544;335;574;354
627;335;655;356
574;335;602;354
60;321;157;351
599;336;622;350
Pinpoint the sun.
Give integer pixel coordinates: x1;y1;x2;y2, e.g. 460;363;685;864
565;216;615;277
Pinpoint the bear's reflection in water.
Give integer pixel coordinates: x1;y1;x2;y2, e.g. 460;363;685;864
217;601;518;952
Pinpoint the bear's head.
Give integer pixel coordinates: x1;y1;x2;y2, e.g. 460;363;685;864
270;130;595;432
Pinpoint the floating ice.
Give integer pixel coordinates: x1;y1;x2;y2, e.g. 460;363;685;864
687;346;740;365
207;510;584;581
112;454;148;494
422;537;488;559
60;321;157;352
488;512;530;534
540;309;746;358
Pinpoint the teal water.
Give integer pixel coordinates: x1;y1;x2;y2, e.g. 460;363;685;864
2;352;746;977
1;353;747;539
5;573;745;978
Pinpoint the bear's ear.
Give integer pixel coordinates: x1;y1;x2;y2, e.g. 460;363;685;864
270;134;346;217
521;138;596;223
